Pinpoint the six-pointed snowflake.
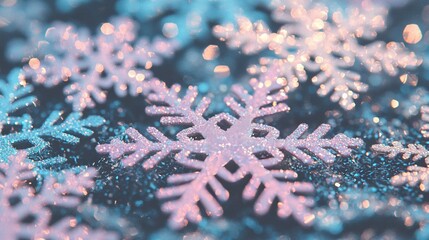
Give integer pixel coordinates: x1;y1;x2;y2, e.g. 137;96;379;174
0;151;118;239
214;0;421;110
24;17;177;111
97;78;363;228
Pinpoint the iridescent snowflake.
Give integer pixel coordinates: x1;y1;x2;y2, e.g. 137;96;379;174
24;17;177;111
214;0;421;110
116;0;269;44
0;152;118;239
0;69;104;166
97;78;363;228
372;106;429;191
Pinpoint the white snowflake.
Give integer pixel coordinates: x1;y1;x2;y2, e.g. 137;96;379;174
372;107;429;191
0;151;118;239
24;17;177;111
213;0;421;110
96;78;363;228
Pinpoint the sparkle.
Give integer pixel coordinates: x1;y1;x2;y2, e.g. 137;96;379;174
403;24;422;44
202;45;219;61
29;58;40;70
100;22;115;35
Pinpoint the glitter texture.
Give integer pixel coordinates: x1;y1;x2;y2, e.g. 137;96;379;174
0;152;118;239
97;78;363;228
0;69;104;161
24;17;177;111
214;0;421;110
372;104;429;192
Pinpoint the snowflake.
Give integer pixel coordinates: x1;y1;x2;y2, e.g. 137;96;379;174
372;107;429;191
24;17;177;111
0;69;104;163
0;151;118;239
213;0;421;110
96;78;363;228
116;0;269;44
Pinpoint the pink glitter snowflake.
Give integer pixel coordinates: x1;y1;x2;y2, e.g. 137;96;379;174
0;151;118;239
24;17;177;111
97;78;363;228
213;0;421;110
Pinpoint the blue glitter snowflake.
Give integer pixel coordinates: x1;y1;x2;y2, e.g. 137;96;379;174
0;69;104;166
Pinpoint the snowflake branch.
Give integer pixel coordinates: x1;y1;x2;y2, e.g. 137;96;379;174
97;127;182;169
225;78;290;120
372;141;429;162
391;165;429;191
1;111;104;160
239;154;315;225
280;124;364;164
157;153;227;229
0;69;35;130
372;142;429;191
0;152;118;239
146;83;211;126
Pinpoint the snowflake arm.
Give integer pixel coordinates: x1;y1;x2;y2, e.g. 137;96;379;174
372;142;429;191
0;111;104;160
96;127;183;169
280;123;364;164
372;141;429;162
0;152;118;239
0;69;35;130
391;166;429;191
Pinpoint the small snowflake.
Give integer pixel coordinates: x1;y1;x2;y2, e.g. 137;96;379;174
24;17;177;111
97;78;363;228
0;70;104;163
213;0;421;110
372;107;429;191
116;0;269;44
0;151;118;239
